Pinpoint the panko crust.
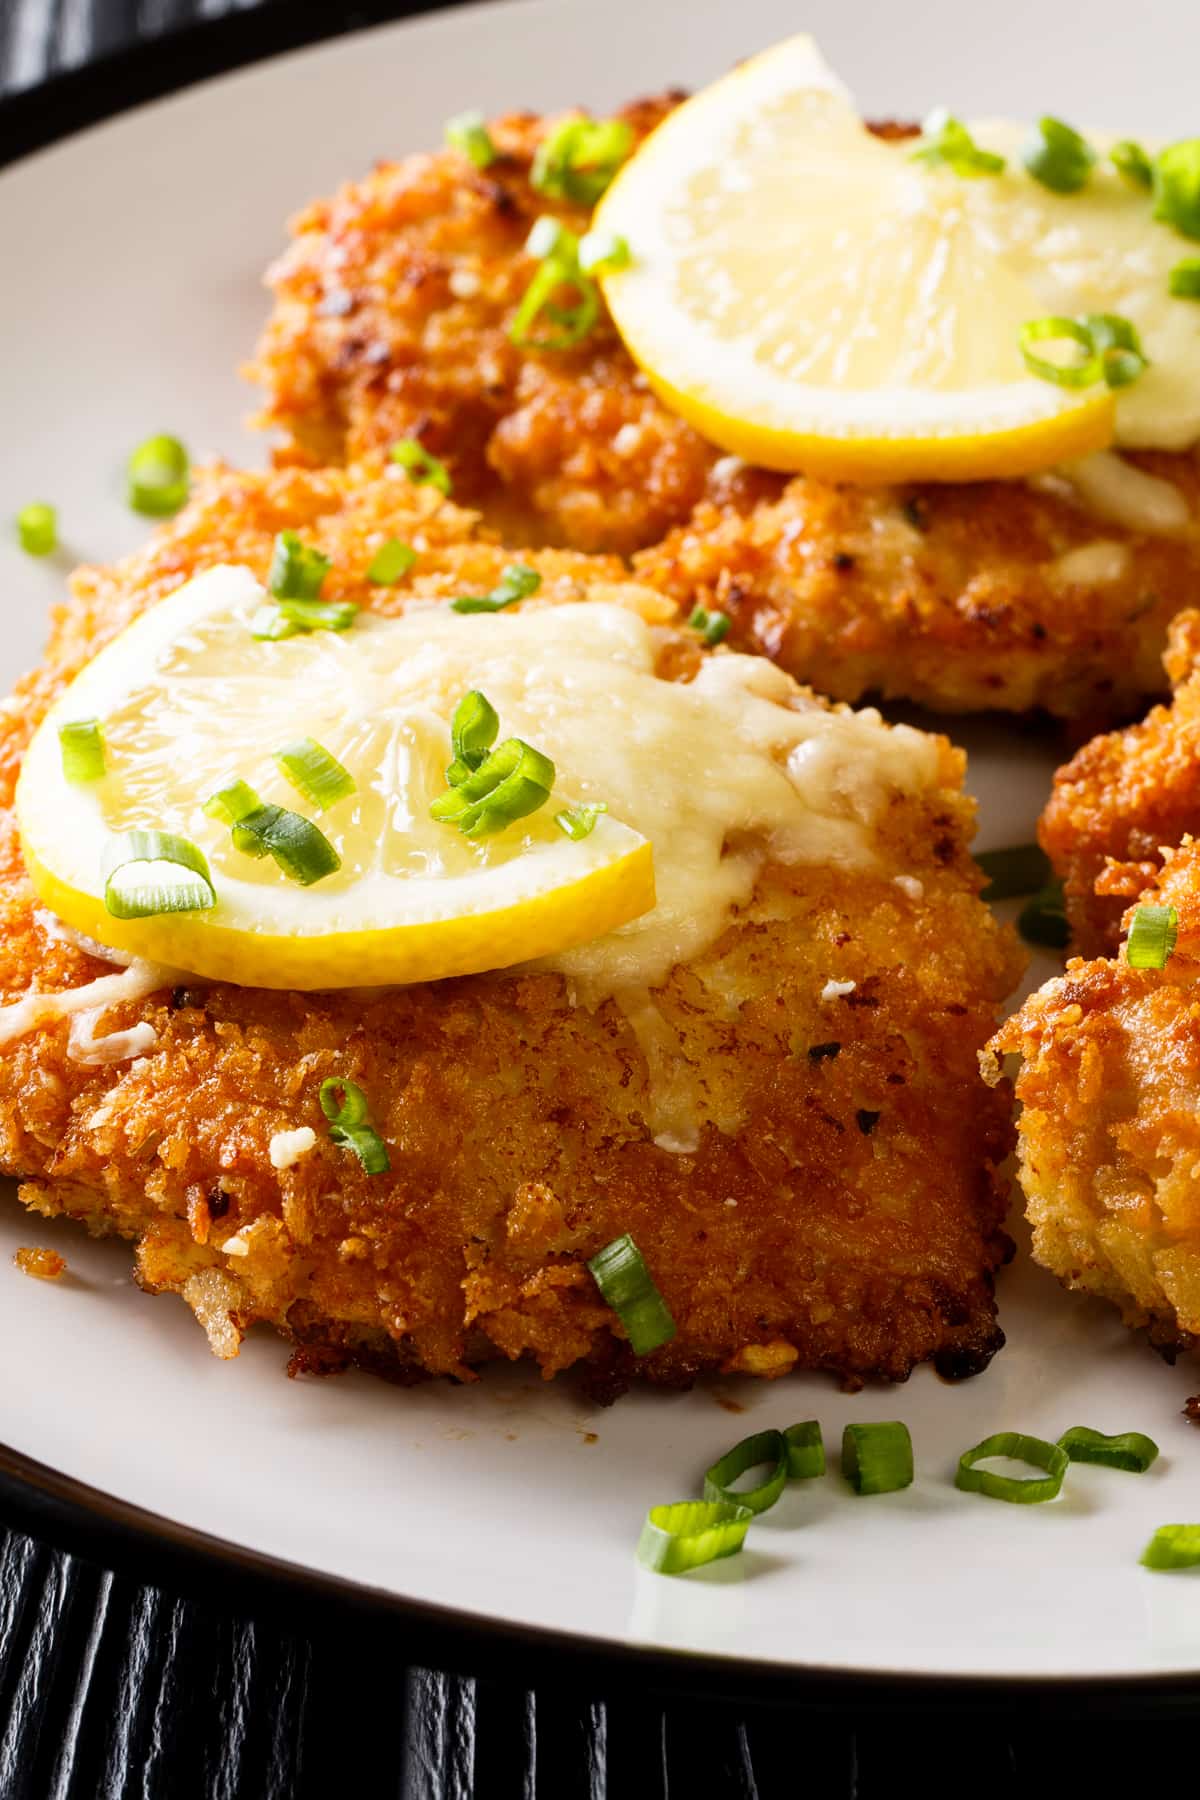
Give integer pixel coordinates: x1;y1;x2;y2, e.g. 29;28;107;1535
992;841;1200;1358
0;465;1021;1395
1041;610;1200;957
249;101;1200;719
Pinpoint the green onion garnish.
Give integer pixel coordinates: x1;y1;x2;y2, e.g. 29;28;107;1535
1169;257;1200;299
784;1420;825;1480
586;1232;676;1355
1057;1425;1159;1473
274;738;356;812
703;1429;789;1516
636;1500;752;1575
319;1077;390;1175
446;688;499;784
1140;1524;1200;1570
1126;903;1178;970
555;801;607;840
955;1431;1068;1503
228;803;340;886
367;539;416;585
431;733;555;838
450;563;541;614
16;502;56;556
577;230;632;276
390;439;452;495
1086;312;1150;388
688;607;731;648
1018;877;1070;949
511;218;601;352
910;109;1005;178
103;830;215;919
127;434;190;518
1153;140;1200;241
58;719;105;784
204;779;269;855
251;596;359;640
1111;140;1154;189
976;842;1052;901
531;116;633;205
841;1422;914;1495
444;109;497;168
1023;116;1095;193
1018;313;1147;390
267;530;330;601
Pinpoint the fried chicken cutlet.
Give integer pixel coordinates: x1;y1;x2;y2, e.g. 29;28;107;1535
1041;610;1200;957
991;841;1200;1361
248;100;1200;719
0;461;1021;1395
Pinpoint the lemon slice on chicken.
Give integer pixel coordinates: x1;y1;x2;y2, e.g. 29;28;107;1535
17;567;655;989
593;34;1116;482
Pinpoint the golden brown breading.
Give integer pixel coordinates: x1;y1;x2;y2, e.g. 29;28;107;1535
991;840;1200;1359
0;464;1021;1394
1041;610;1200;956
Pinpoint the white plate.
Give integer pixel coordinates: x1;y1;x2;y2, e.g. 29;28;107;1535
2;0;1199;1692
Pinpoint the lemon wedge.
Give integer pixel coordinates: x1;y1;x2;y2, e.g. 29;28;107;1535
593;34;1116;482
17;568;655;990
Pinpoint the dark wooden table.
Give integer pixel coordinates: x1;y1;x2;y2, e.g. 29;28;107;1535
1;4;1198;1792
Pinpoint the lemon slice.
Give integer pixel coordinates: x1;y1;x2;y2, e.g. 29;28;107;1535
17;568;655;990
593;34;1116;482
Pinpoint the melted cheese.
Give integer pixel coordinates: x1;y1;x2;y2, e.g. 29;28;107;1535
1056;451;1193;537
0;958;174;1052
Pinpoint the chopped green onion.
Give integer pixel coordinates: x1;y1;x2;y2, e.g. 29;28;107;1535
367;539;416;585
58;719;105;784
688;606;731;647
976;842;1052;901
531;116;633;205
1018;316;1102;388
841;1422;914;1495
16;502;56;556
319;1077;390;1175
444;109;496;168
511;219;601;351
430;735;555;837
450;563;541;614
1153;140;1200;241
225;803;340;886
1058;1425;1159;1473
390;439;452;495
1169;257;1200;299
636;1500;752;1575
274;738;356;812
1023;116;1095;193
703;1429;789;1516
1140;1524;1200;1570
251;596;360;640
267;530;330;601
1112;140;1154;189
204;779;268;857
955;1430;1068;1503
578;230;631;276
1018;879;1070;949
447;688;499;783
910;109;1005;178
784;1420;825;1480
103;830;215;919
555;801;607;840
127;434;189;518
586;1232;675;1355
1085;312;1149;388
1125;903;1178;970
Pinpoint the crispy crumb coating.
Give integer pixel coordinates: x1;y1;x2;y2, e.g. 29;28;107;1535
992;841;1200;1359
0;465;1021;1395
248;101;1200;718
1041;610;1200;956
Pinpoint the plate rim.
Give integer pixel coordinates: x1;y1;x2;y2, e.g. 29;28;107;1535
1;0;1198;1705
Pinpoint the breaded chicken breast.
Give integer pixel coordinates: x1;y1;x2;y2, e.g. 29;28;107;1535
1041;610;1200;957
248;101;1200;719
0;463;1021;1394
990;841;1200;1361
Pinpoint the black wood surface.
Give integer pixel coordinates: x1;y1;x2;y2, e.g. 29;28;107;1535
2;2;1200;1792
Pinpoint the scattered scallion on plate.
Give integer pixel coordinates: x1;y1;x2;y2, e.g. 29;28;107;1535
555;801;606;840
1152;140;1200;240
688;607;730;647
267;530;331;601
16;501;56;556
251;596;359;640
207;779;341;886
319;1077;390;1175
274;738;356;812
103;829;215;919
531;115;633;205
587;1233;675;1355
1023;116;1095;193
955;1431;1068;1503
444;109;497;168
127;434;190;518
784;1420;825;1480
1111;139;1153;189
58;718;105;784
511;218;600;352
451;563;541;613
703;1429;789;1516
431;694;555;838
390;438;452;495
367;539;417;585
1018;312;1148;391
1057;1426;1159;1473
1140;1524;1200;1571
910;109;1005;178
842;1422;913;1495
1169;257;1200;298
975;842;1051;902
636;1500;753;1575
1125;903;1178;970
